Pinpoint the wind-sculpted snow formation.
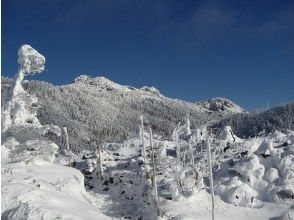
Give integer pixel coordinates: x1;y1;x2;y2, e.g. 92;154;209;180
1;45;61;162
1;45;110;220
2;45;45;132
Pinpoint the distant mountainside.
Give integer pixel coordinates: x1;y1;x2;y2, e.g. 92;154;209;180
215;103;294;138
2;75;245;152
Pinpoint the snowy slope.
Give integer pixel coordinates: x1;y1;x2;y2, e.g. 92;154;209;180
1;159;110;220
216;103;294;138
2;75;244;153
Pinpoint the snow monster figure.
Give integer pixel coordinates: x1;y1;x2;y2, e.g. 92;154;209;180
1;45;60;163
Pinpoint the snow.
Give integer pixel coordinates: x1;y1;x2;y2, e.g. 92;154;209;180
265;168;279;182
1;160;110;220
141;86;161;96
2;45;294;219
17;45;45;75
162;190;291;220
219;126;240;142
1;73;245;153
75;124;294;218
196;97;246;113
1;45;110;220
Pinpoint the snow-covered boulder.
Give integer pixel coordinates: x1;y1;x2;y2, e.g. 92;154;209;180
279;154;294;174
282;170;294;186
216;176;243;196
265;168;279;183
257;140;274;156
271;186;294;204
233;154;268;192
226;183;260;207
234;155;265;180
217;176;261;207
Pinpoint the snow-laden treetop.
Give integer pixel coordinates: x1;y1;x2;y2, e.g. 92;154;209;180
18;44;45;75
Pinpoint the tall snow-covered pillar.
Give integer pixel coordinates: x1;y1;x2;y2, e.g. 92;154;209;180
206;140;215;220
97;144;103;180
2;45;45;134
140;115;147;164
63;127;71;166
184;114;191;136
148;127;159;215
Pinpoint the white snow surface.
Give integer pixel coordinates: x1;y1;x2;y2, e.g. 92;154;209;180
2;128;294;219
1;158;110;220
1;45;294;220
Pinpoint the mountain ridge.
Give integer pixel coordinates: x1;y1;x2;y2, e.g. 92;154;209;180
0;75;249;152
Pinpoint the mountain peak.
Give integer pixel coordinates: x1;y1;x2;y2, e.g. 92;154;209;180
74;75;126;91
196;97;246;113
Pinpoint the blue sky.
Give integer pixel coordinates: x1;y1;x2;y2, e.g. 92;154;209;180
2;0;294;110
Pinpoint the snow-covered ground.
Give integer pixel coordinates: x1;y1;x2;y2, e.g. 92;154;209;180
1;45;294;219
75;128;294;219
2;130;294;220
1;159;110;220
162;190;291;220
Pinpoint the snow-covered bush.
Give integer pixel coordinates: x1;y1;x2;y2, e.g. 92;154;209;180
158;123;246;202
219;126;237;142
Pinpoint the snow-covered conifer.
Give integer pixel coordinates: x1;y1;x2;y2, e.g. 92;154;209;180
184;114;191;136
1;45;61;163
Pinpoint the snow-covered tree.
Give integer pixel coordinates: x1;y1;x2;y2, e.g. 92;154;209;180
219;126;237;142
1;45;61;163
184;114;191;136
